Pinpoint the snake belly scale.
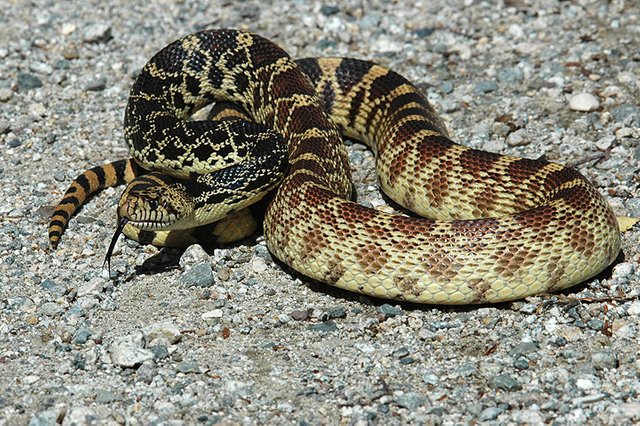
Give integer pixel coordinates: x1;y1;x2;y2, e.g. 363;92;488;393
49;29;621;304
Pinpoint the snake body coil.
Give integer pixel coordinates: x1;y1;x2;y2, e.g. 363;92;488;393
50;29;621;304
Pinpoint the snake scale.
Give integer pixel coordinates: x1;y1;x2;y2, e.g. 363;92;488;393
49;29;621;304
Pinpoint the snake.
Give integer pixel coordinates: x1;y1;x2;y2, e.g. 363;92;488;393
49;29;621;304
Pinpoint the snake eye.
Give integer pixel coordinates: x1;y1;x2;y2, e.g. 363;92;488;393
148;199;159;210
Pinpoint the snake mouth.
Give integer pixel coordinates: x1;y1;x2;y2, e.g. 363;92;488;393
125;218;177;230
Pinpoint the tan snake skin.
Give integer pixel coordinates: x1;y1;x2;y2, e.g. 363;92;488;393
52;29;621;304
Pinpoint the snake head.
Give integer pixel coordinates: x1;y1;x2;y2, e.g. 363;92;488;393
117;172;196;231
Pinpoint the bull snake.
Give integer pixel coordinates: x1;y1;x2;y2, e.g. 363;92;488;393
49;29;621;304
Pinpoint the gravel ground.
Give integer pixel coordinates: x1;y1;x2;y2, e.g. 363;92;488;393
1;0;640;424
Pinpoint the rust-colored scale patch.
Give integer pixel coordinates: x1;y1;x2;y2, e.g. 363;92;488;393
505;157;548;187
456;147;502;179
286;104;334;134
496;244;540;277
354;241;390;274
568;224;596;255
551;184;595;212
513;204;556;231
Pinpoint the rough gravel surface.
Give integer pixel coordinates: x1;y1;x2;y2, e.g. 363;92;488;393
1;0;640;424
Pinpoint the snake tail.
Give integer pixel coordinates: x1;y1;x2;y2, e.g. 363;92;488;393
49;159;143;249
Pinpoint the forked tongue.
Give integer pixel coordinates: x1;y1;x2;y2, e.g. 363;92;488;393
103;217;129;271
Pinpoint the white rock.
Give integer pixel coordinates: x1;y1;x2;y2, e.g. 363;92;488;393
77;277;105;297
179;244;210;269
61;23;76;35
627;300;640;316
595;135;615;151
615;127;635;138
576;378;594;390
144;321;182;344
202;309;224;325
62;406;98;426
251;257;268;273
569;93;600;112
611;262;635;280
506;128;530;147
108;332;154;367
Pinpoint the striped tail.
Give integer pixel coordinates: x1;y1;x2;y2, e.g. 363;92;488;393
49;159;143;249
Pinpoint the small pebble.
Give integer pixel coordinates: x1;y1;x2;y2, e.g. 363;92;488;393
479;406;505;421
83;23;112;43
17;72;43;90
310;321;337;333
108;333;155;368
490;374;521;391
379;304;403;317
202;309;224;325
84;76;107;91
0;89;12;102
505;128;530;147
628;301;640;316
394;392;426;411
422;372;439;385
179;244;210;269
144;321;182;344
39;302;64;317
180;262;214;287
569;93;600;112
176;361;201;374
72;326;94;345
290;309;310;321
474;81;498;94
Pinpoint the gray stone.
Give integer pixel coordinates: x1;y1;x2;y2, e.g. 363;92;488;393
39;302;64;317
490;374;521;391
327;306;347;319
7;138;21;148
479;406;505;421
84;76;107;91
176;360;201;373
62;405;98;425
591;350;618;370
514;357;529;370
95;390;121;404
149;345;169;360
320;5;339;15
422;372;439;385
17;73;43;90
82;23;112;43
510;341;539;357
72;326;94;345
611;104;640;126
379;304;403;317
394;392;426;411
474;81;498;94
587;318;605;331
310;321;337;333
29;61;53;75
0;89;12;102
40;278;66;296
441;81;454;94
180;262;214;287
497;67;524;84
